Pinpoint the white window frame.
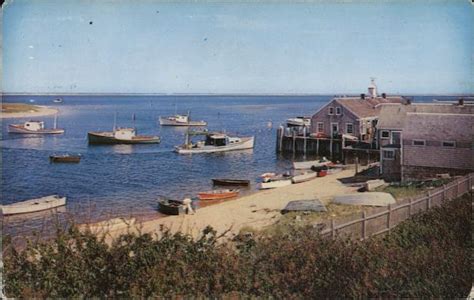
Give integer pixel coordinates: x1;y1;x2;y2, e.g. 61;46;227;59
380;130;390;139
382;149;395;160
346;122;354;134
335;107;342;115
412;139;426;147
328;107;334;115
317;122;324;133
442;141;456;148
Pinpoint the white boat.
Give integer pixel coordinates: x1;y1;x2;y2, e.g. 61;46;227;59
292;171;317;183
293;157;332;170
159;112;207;126
258;179;292;189
8;118;65;134
53;98;63;103
286;116;311;127
175;131;254;154
1;195;66;215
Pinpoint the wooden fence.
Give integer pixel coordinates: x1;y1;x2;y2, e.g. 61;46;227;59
320;173;474;240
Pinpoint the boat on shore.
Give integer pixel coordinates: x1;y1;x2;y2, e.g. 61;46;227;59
258;179;292;189
88;127;160;144
293;157;332;170
1;195;66;215
8;117;64;134
49;154;81;163
158;198;185;215
175;130;254;154
212;178;251;187
286;116;311;127
159;112;207;126
292;171;317;184
198;189;239;200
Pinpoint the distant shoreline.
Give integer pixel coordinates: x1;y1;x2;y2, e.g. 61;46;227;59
2;93;473;97
1;104;58;119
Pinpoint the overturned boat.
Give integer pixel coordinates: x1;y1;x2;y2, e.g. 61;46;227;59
1;195;66;215
212;178;251;187
175;130;254;154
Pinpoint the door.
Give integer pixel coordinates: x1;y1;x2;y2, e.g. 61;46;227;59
331;123;339;138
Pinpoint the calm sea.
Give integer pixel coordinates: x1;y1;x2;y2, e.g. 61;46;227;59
0;95;441;232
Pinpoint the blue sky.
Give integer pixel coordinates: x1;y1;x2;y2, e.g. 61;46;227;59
2;0;473;94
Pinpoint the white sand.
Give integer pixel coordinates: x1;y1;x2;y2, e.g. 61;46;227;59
1;106;58;119
107;168;358;240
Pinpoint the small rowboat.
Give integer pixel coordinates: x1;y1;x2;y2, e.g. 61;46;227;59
291;171;317;184
258;179;292;190
212;178;250;187
158;198;185;215
1;195;66;215
49;154;81;163
198;189;239;201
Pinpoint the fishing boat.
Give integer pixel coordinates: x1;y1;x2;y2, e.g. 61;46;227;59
286;116;311;127
158;198;185;215
258;179;292;190
53;98;63;103
49;154;81;163
88;128;160;144
212;178;251;187
198;189;239;200
292;171;317;184
175;130;254;154
159;111;207;126
1;195;66;215
293;157;332;170
8;115;64;134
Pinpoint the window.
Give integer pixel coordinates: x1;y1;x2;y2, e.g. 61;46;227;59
442;141;455;148
328;107;334;115
381;130;390;139
383;150;395;160
317;122;324;133
346;123;354;134
412;140;425;146
336;107;341;115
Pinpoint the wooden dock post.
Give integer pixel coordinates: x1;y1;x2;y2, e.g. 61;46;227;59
316;138;320;156
292;130;296;154
329;138;333;159
278;126;284;153
303;127;307;156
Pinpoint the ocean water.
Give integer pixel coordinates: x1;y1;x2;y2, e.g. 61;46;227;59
0;95;440;232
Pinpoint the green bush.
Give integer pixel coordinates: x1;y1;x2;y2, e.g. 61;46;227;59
3;194;472;298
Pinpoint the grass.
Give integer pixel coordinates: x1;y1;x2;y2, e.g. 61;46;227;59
1;103;41;113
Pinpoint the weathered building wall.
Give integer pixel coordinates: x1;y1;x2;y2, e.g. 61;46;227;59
381;148;401;181
403;144;474;171
402;166;472;181
310;99;360;137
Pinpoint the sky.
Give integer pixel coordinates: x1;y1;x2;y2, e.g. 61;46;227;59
2;0;473;95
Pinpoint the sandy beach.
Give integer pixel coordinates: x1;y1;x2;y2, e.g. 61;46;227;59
1;104;58;119
106;168;359;240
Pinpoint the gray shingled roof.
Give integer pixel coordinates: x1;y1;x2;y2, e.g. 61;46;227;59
335;96;405;118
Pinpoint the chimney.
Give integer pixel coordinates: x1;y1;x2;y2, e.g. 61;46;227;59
360;93;365;100
458;98;464;106
381;93;386;99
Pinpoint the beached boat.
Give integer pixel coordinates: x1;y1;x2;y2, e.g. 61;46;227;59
175;131;254;154
261;172;292;183
49;154;81;163
1;195;66;215
212;178;251;187
159;112;207;126
286;116;311;127
292;171;317;184
258;179;292;190
293;157;332;170
8;118;64;134
158;198;185;215
198;189;239;200
88;128;160;144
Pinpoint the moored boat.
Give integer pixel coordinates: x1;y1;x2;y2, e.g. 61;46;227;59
53;98;63;103
175;131;254;154
198;189;239;200
159;112;207;126
88;128;160;144
291;171;317;183
212;178;251;187
1;195;66;215
49;154;81;163
8;119;64;134
258;179;292;190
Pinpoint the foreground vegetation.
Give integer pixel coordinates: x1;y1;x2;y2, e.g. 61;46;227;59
3;194;471;298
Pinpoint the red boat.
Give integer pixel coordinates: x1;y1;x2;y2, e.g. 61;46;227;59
197;189;239;201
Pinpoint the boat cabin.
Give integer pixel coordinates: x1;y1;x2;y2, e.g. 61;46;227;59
113;128;136;140
205;134;241;147
24;121;45;131
172;115;189;123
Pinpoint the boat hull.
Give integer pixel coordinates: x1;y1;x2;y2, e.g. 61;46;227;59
158;199;184;215
1;195;66;215
292;172;317;183
258;179;292;190
212;179;251;187
88;132;160;144
293;160;332;170
8;124;64;134
50;156;81;163
198;189;239;200
159;117;207;126
176;137;254;154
